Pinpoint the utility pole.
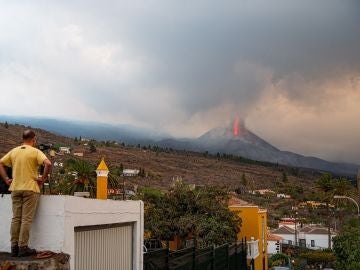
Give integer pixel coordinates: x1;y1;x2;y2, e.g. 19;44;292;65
294;211;298;246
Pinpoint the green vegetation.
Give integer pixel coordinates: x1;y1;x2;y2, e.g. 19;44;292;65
53;158;97;197
138;181;240;246
89;140;97;152
299;250;335;268
333;218;360;270
269;253;289;267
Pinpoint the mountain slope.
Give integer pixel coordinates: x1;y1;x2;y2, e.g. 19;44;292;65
187;122;359;176
0;116;358;176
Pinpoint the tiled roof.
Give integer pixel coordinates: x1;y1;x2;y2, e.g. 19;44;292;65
299;226;330;235
299;226;312;233
228;197;254;206
271;226;295;235
268;232;284;241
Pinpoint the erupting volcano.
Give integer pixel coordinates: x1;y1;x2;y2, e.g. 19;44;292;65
233;118;240;137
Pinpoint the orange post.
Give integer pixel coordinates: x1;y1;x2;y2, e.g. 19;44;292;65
96;158;109;200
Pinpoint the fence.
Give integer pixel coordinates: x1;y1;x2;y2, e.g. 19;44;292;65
144;240;248;270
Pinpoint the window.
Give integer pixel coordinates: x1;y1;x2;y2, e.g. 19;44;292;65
299;239;306;247
311;240;315;247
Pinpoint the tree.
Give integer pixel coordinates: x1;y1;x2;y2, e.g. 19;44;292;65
236;173;248;194
333;218;360;270
56;159;96;197
241;173;247;187
282;172;288;183
139;181;240;246
269;253;290;267
119;163;124;174
316;173;353;248
89;141;97;153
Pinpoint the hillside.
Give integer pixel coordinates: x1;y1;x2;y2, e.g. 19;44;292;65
2;122;356;227
1;116;356;177
0;122;321;188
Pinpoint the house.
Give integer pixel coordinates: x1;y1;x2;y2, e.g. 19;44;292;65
298;201;335;209
268;232;284;255
271;225;337;249
278;218;299;230
249;189;275;195
59;146;71;154
73;152;84;157
53;162;64;167
229;197;268;270
277;194;291;199
122;169;140;177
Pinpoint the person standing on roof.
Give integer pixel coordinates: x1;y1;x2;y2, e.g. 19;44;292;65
0;129;52;257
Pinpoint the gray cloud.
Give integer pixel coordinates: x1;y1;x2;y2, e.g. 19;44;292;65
0;0;360;163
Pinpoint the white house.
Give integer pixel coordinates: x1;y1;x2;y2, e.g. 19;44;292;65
271;225;337;249
267;232;284;255
249;189;275;195
123;169;140;177
0;195;144;270
277;193;291;199
271;226;296;245
59;147;71;154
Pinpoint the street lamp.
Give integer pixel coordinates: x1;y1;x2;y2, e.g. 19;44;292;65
334;195;360;217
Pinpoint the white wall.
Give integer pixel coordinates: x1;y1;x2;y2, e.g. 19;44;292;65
0;195;144;270
276;233;295;244
268;240;281;255
270;231;336;249
303;234;336;249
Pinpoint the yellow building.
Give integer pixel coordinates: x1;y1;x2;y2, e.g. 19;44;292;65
229;197;268;270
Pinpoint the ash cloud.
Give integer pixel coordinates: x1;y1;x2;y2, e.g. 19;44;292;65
0;0;360;162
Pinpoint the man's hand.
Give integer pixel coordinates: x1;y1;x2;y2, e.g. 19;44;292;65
5;178;12;186
37;176;46;186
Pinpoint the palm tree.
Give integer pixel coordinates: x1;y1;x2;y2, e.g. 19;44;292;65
316;173;353;248
57;159;96;197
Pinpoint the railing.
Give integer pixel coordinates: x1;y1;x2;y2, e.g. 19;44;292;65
144;240;248;270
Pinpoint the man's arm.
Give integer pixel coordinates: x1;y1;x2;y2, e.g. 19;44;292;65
0;161;12;186
37;159;52;185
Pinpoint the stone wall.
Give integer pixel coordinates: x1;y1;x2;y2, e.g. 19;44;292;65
0;252;70;270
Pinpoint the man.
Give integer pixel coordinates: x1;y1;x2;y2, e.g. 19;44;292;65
0;130;52;257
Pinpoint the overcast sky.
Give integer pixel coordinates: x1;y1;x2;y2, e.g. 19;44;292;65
0;1;360;164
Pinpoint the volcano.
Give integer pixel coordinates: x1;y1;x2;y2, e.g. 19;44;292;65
158;120;358;176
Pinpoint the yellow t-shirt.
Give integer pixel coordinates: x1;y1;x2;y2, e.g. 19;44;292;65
1;145;48;193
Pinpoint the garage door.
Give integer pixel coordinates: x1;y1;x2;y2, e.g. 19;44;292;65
75;223;133;270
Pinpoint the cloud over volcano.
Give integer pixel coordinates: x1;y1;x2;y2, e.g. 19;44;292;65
0;0;360;163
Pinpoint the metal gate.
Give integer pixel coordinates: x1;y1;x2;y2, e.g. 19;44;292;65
75;223;133;270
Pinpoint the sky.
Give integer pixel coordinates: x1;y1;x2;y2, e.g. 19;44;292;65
0;0;360;164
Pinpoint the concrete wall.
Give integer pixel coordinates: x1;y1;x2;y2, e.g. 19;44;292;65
267;240;281;255
0;195;144;270
303;234;335;249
